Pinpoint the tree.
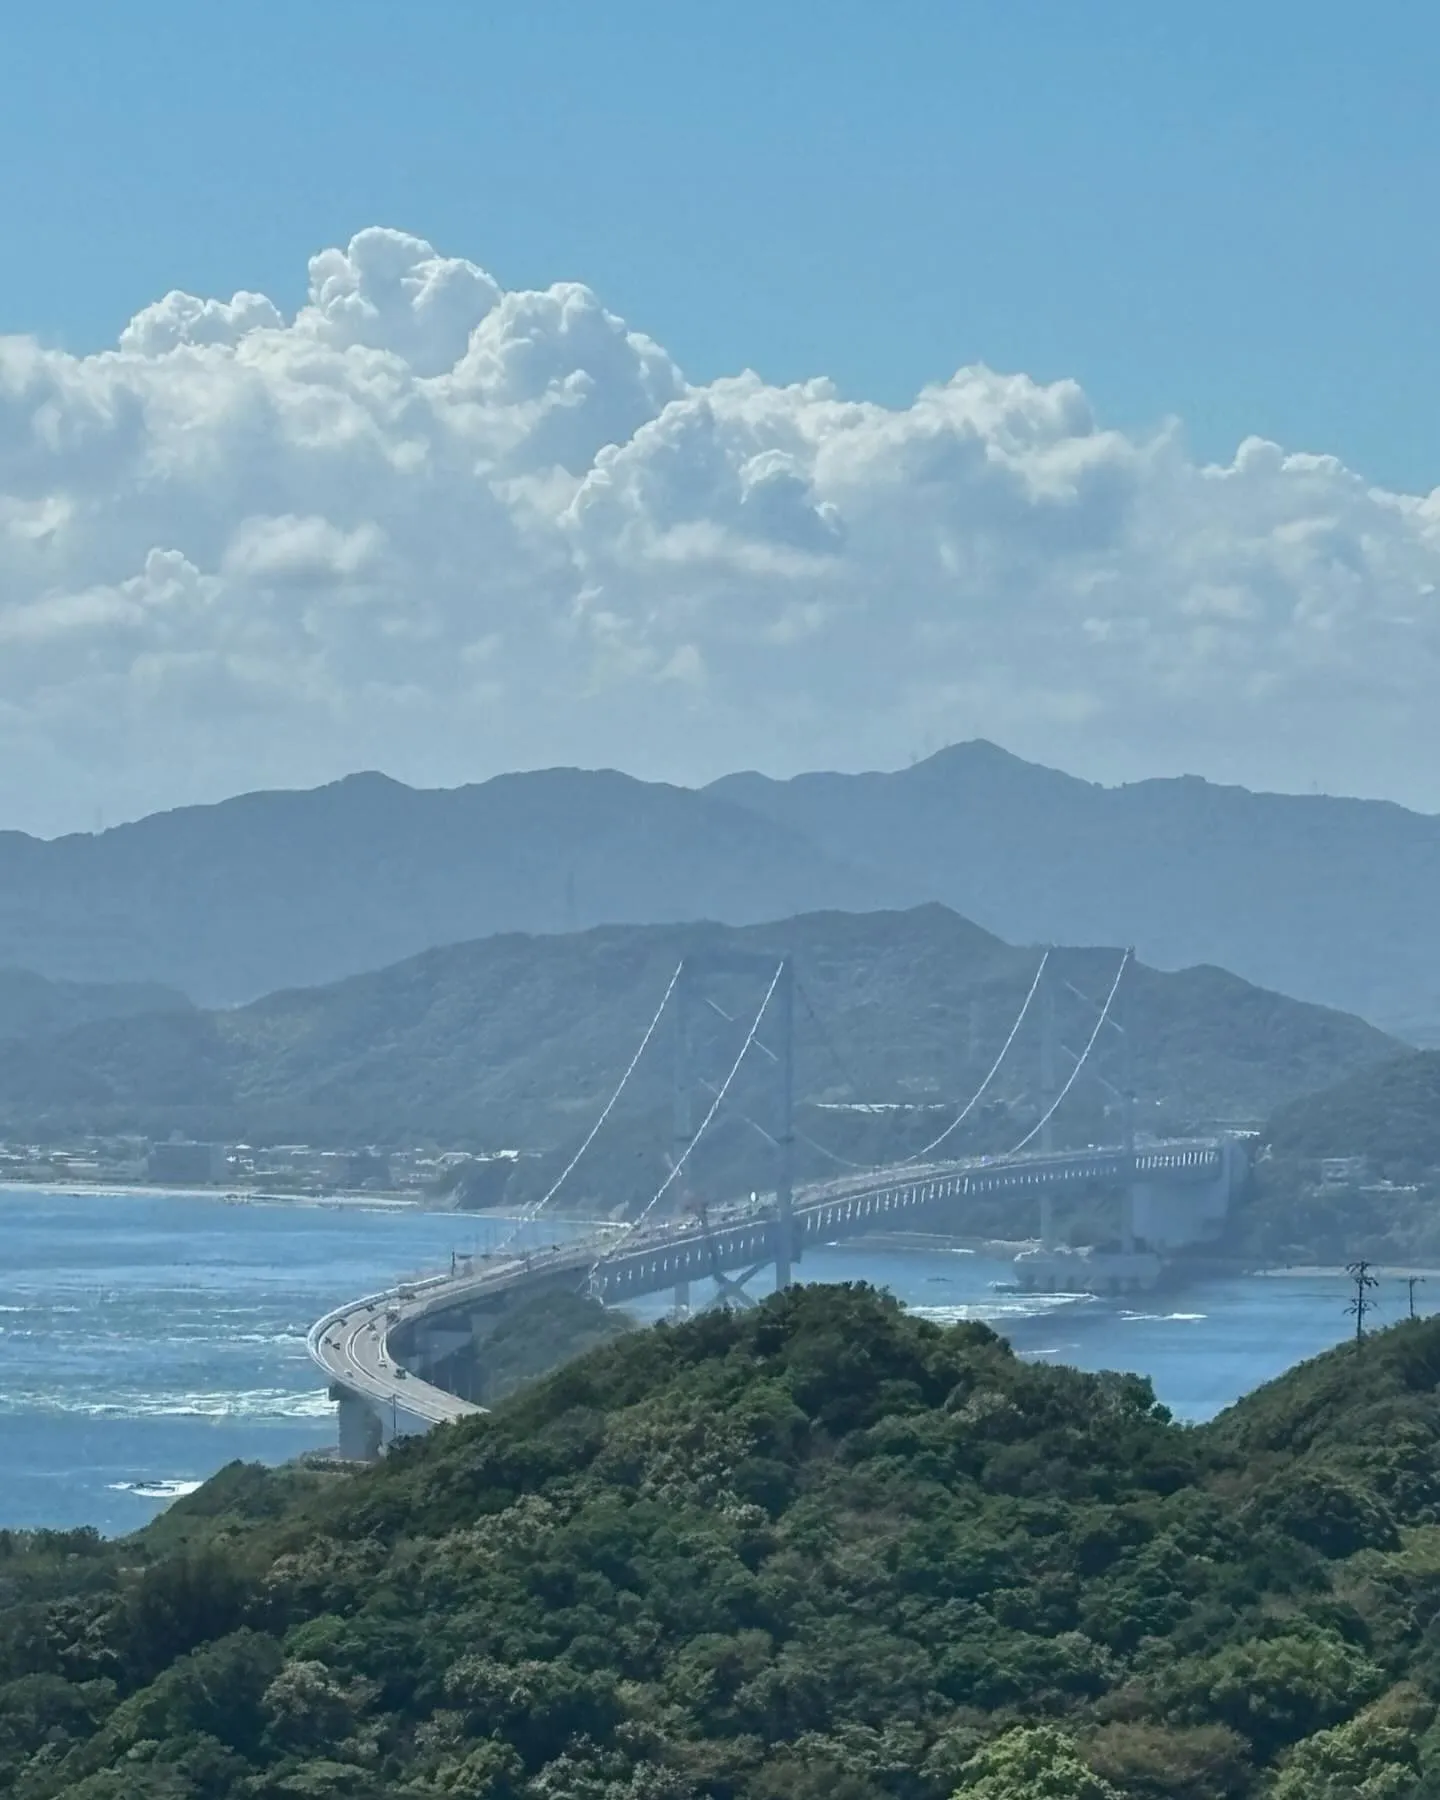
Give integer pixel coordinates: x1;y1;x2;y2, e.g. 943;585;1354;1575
953;1726;1121;1799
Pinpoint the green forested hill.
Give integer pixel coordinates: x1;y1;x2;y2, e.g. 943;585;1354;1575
0;968;191;1042
8;1285;1440;1798
1266;1050;1440;1169
0;905;1398;1158
1227;1051;1440;1266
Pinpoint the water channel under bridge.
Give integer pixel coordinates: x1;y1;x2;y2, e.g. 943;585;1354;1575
309;1136;1246;1459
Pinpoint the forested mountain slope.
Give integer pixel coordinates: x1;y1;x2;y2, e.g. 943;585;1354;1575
1227;1050;1440;1267
7;1285;1440;1798
0;907;1398;1159
0;968;190;1042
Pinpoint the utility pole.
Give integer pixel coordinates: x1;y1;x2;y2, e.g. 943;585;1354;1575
1347;1260;1379;1347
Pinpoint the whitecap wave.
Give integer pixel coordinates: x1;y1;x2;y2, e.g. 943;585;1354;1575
913;1293;1094;1327
1;1387;335;1421
1119;1310;1209;1323
109;1479;204;1500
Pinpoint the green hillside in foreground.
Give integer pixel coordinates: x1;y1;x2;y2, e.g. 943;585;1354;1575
9;1286;1440;1798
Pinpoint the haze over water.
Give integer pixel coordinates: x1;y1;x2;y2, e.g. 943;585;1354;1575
1;1185;1422;1535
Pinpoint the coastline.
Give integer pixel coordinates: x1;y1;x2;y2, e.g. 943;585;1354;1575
0;1180;426;1210
0;1181;614;1229
1254;1263;1440;1280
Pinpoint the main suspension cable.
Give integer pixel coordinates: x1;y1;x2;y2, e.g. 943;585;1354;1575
890;949;1052;1166
1002;949;1130;1157
791;956;1050;1175
588;960;785;1285
496;960;684;1252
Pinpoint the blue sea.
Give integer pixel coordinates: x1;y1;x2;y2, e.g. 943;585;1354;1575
0;1184;1425;1534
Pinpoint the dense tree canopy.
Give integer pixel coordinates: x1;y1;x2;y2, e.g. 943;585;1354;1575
7;1285;1440;1797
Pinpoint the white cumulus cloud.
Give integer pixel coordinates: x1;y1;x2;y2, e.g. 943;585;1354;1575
3;223;1440;834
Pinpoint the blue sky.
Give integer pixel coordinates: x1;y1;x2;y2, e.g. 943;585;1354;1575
4;2;1440;830
7;1;1438;490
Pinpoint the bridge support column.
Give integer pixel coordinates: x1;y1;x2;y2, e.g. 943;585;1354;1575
1122;1186;1137;1255
673;1278;690;1316
1040;1191;1055;1250
335;1388;382;1463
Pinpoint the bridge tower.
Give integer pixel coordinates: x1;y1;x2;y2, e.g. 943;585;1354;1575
671;970;694;1314
1039;965;1058;1247
1119;967;1138;1254
671;952;796;1304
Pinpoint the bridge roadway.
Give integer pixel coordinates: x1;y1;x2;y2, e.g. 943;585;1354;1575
309;1137;1233;1451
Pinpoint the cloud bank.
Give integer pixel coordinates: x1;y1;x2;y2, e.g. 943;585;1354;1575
4;225;1439;833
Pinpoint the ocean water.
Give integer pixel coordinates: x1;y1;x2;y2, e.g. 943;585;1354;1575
0;1186;576;1534
0;1185;1427;1534
625;1244;1434;1423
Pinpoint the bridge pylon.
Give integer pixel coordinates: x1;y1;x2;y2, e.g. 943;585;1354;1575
672;951;797;1303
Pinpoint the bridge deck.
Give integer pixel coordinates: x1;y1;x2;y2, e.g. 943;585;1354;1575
309;1139;1230;1441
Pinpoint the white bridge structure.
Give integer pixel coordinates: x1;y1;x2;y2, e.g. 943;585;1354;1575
309;946;1248;1458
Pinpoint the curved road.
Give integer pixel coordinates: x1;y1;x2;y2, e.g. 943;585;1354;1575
308;1243;600;1430
308;1138;1236;1448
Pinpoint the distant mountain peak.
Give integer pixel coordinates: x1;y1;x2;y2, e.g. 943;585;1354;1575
329;770;411;793
906;739;1069;779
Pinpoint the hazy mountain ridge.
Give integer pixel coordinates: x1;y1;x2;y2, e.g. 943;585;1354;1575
0;968;191;1042
0;769;892;1005
710;741;1440;1039
4;743;1440;1036
0;906;1397;1158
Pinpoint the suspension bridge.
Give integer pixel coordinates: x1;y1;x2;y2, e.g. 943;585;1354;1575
309;947;1247;1459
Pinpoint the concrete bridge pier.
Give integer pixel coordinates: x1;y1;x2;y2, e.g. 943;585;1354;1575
673;1278;691;1316
1039;1191;1056;1249
1127;1143;1241;1249
334;1386;383;1462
